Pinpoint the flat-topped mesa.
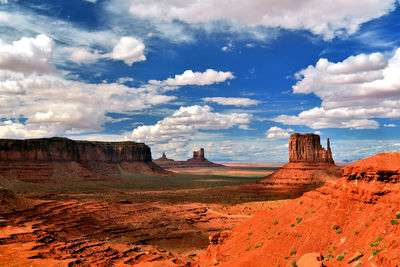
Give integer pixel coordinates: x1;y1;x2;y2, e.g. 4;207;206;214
0;137;168;183
0;137;152;163
289;133;334;164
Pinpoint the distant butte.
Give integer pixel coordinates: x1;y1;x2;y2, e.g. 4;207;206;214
153;148;223;169
258;133;340;192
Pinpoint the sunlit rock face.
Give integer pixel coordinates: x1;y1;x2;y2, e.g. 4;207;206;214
289;133;334;164
258;133;340;192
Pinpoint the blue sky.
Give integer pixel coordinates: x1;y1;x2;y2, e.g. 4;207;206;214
1;0;400;162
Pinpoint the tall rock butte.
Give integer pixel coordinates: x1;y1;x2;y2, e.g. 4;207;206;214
0;137;167;183
258;133;340;192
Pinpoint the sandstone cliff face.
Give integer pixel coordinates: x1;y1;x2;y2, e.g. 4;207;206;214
0;137;152;162
289;133;333;164
0;138;167;183
258;133;340;192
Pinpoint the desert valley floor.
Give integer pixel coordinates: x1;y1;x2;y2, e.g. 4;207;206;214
0;164;290;266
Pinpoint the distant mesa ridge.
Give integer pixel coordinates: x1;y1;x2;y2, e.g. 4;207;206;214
0;137;152;162
0;137;167;183
154;148;223;168
258;133;340;192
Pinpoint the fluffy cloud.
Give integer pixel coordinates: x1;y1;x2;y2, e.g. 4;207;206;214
265;126;293;139
107;36;146;65
131;105;252;149
128;0;398;39
0;35;176;138
273;48;400;130
63;36;146;65
150;69;235;86
202;97;260;106
0;34;54;73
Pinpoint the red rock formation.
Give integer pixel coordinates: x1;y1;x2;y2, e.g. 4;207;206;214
0;137;152;162
0;187;31;213
258;133;340;192
342;152;400;182
154;149;223;169
192;148;205;160
289;133;334;164
0;137;167;183
199;152;400;266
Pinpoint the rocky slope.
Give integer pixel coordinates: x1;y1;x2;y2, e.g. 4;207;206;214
0;137;167;183
199;152;400;266
258;133;340;192
0;187;31;213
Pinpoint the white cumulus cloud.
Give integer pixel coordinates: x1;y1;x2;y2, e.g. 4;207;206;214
108;36;146;66
150;69;235;86
128;0;398;40
63;36;146;65
202;97;260;106
131;105;252;150
0;34;55;73
273;48;400;130
265;126;293;139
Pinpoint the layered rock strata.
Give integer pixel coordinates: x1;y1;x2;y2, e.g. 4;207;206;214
342;152;400;182
258;133;340;192
0;137;167;183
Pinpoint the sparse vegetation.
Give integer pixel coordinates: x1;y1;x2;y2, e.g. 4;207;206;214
296;217;302;224
255;242;263;249
290;249;296;255
397;212;400;219
310;210;315;214
372;250;380;256
290;260;297;267
248;232;252;236
390;219;399;225
354;230;359;235
336;254;344;261
290;224;295;227
336;229;342;234
299;201;303;204
273;220;278;225
332;224;340;230
374;236;382;242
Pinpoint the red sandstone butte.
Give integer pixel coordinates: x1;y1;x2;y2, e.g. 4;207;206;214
154;148;223;169
258;133;340;192
0;137;167;183
199;152;400;266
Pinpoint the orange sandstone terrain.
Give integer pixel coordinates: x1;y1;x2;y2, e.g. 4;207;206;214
199;152;400;266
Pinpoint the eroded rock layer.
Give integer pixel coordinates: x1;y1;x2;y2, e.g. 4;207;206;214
0;137;167;183
342;152;400;182
258;133;340;192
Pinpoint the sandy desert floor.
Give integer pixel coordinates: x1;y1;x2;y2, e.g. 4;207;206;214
0;164;295;266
